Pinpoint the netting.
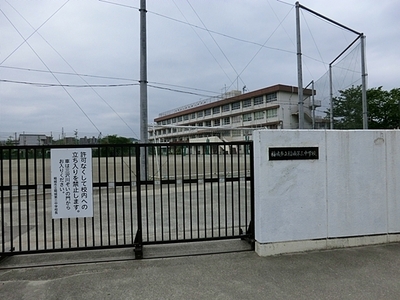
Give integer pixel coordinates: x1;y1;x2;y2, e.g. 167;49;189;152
313;40;363;124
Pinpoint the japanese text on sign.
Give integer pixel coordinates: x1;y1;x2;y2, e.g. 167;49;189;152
269;147;319;160
51;148;93;219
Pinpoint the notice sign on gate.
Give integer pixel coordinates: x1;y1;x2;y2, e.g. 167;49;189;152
51;148;93;219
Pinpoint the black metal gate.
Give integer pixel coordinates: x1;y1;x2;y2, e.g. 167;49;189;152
0;142;254;259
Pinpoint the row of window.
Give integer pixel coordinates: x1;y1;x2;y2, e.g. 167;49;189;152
154;109;278;136
158;93;277;125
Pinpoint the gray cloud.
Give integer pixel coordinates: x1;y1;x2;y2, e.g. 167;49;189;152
0;0;398;140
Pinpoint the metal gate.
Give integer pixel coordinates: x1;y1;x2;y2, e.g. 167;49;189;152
0;142;254;259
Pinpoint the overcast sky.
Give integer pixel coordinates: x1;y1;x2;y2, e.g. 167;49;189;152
0;0;398;140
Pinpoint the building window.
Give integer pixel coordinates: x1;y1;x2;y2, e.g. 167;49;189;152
254;111;264;120
231;102;240;110
213;106;220;114
243;99;251;108
162;120;167;125
172;117;176;123
254;96;264;105
242;113;252;122
266;92;277;102
232;130;241;137
197;111;203;118
223;117;230;125
232;115;241;123
205;120;211;127
191;113;196;119
222;131;230;137
266;108;278;118
167;119;171;124
178;116;182;122
183;114;189;121
197;122;203;126
214;119;220;126
204;109;211;116
222;104;230;112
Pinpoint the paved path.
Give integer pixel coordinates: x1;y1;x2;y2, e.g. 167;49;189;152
1;242;400;299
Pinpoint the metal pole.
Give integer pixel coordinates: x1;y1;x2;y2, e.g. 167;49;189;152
312;80;315;129
329;64;334;129
139;0;148;180
295;2;304;129
361;34;368;129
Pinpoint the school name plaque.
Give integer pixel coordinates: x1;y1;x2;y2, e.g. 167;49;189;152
269;147;319;161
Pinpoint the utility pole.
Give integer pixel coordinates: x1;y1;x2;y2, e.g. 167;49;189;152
139;0;148;181
295;2;304;129
140;0;148;144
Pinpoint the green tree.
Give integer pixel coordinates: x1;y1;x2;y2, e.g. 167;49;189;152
330;86;400;129
98;135;134;157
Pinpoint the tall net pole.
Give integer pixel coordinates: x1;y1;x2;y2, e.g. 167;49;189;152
295;2;304;129
361;34;368;129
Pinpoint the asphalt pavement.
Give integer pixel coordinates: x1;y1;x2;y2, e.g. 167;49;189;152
1;241;400;299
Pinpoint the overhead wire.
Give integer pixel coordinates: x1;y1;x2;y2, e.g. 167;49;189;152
235;2;295;87
0;0;70;65
186;0;243;90
171;0;234;86
4;0;140;138
0;4;102;134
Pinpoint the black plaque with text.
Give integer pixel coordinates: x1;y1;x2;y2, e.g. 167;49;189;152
269;147;319;160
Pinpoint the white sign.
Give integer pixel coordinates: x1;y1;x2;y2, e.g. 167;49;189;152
51;148;93;219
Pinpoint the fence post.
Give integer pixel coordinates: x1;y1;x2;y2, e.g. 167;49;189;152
134;143;143;259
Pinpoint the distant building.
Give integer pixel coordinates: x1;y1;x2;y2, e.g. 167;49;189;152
149;84;327;143
80;136;98;144
18;134;52;146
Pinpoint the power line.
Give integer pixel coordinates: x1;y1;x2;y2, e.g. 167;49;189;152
0;79;138;87
0;0;71;65
0;5;102;134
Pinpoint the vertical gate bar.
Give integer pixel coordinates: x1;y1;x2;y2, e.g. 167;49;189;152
106;149;110;245
173;145;178;240
34;148;39;251
217;145;221;237
223;145;227;236
76;215;79;248
250;141;255;245
9;148;14;252
113;146;118;245
42;149;47;250
188;144;193;239
121;146;126;245
244;144;248;231
195;145;199;239
144;145;149;241
26;149;30;251
231;144;235;235
166;145;170;241
237;143;241;234
1;148;4;253
98;145;103;247
155;145;160;241
210;145;214;237
203;145;206;238
147;145;153;242
17;149;22;251
129;145;134;245
134;144;143;258
181;144;185;240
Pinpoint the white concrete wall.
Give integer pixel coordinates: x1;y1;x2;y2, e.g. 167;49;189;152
254;130;400;256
